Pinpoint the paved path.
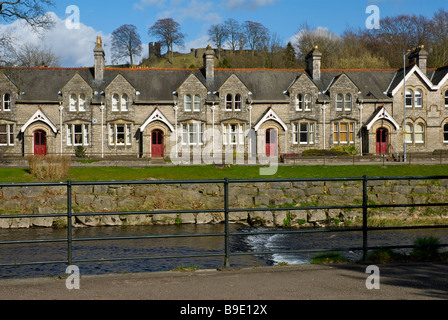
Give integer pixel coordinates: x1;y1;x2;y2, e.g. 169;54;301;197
1;263;447;301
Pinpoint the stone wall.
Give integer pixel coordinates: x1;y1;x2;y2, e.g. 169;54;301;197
1;179;448;229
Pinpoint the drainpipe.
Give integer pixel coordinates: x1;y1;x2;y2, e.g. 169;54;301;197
99;103;105;159
321;104;327;149
358;102;363;155
210;103;215;154
59;103;63;156
174;103;178;156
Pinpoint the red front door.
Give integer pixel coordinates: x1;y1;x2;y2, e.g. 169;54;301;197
376;128;388;155
266;129;277;157
34;130;47;155
151;130;164;157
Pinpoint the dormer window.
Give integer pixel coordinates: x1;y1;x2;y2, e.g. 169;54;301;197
336;94;344;111
405;90;413;108
225;93;243;112
234;94;242;111
70;94;77;111
304;94;312;111
344;94;352;111
3;94;11;111
415;89;423;108
184;94;192;111
226;94;233;111
296;94;303;111
69;93;88;112
112;93;129;112
193;94;201;112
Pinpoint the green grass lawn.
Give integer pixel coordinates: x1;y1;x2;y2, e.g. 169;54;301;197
2;164;448;183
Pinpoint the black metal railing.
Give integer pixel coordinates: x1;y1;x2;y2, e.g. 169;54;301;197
1;175;448;273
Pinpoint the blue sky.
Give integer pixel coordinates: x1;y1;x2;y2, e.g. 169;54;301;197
1;0;446;66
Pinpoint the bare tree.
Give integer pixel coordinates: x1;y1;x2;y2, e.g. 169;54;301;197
242;21;269;55
262;32;284;68
429;9;448;68
292;23;342;68
148;18;185;64
111;24;143;66
11;42;60;67
207;23;229;58
0;0;55;32
223;18;240;53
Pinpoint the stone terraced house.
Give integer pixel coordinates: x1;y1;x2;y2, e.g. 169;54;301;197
1;36;448;162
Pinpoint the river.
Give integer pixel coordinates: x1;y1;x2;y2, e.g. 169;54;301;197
0;223;447;279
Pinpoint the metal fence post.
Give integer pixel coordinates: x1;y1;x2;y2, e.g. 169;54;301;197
67;179;73;266
224;177;230;268
362;175;368;263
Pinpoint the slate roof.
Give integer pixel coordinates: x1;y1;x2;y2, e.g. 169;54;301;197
1;63;447;105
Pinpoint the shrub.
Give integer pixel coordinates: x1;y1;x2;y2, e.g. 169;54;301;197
302;146;359;157
311;252;347;264
75;146;86;158
27;155;71;181
411;236;441;261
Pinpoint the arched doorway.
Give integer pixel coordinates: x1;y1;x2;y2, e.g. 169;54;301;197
34;130;47;155
265;128;277;156
151;129;164;157
376;128;388;155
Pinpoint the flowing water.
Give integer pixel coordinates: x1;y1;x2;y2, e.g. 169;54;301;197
0;223;447;279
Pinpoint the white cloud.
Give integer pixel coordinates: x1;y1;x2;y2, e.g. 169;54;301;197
0;12;112;67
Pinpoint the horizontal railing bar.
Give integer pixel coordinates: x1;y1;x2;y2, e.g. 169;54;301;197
72;232;225;242
0;238;67;245
0;214;66;219
0;260;68;267
72;253;225;264
72;209;224;217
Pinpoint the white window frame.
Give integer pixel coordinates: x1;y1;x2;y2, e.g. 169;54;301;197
193;94;201;112
3;93;11;111
304;94;312;111
79;94;86;112
344;93;352;111
109;123;132;146
70;94;78;112
234;94;242;111
121;94;129;112
66;124;90;146
444;123;448;143
112;94;120;112
405;89;413;108
444;90;448;108
296;94;303;111
0;123;14;146
184;94;192;112
225;94;233;111
415;123;425;144
333;122;354;144
336;94;343;111
182;123;204;146
414;89;423;108
405;123;413;143
222;123;245;146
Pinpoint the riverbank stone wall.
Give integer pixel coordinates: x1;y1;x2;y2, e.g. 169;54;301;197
1;179;448;229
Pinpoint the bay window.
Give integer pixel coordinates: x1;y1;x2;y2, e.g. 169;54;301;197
67;124;90;146
0;124;14;146
182;123;204;145
109;123;132;146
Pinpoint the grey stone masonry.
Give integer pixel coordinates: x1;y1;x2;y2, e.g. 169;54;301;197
0;40;447;160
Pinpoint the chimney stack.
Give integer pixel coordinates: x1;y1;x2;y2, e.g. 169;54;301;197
94;36;105;81
305;46;322;81
203;45;215;81
408;45;428;75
